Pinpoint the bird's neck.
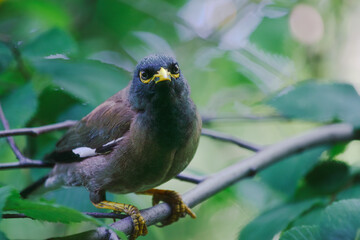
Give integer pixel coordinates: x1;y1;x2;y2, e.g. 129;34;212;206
141;91;196;148
145;88;189;124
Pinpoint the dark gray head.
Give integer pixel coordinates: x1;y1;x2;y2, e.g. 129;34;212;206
129;54;190;110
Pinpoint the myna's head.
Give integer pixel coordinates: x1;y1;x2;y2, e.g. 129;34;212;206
130;54;190;109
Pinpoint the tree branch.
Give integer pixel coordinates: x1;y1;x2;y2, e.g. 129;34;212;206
78;123;357;238
201;114;287;124
0;102;71;169
175;173;205;184
201;128;263;152
0;102;29;163
0;120;77;138
2;212;127;220
1;123;357;239
0;161;54;170
1;103;357;238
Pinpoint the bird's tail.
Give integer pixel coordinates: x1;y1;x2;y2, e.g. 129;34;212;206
20;175;49;199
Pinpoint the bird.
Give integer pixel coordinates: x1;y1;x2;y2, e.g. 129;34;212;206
21;54;202;239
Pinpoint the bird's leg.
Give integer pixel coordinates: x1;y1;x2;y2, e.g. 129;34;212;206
90;191;148;240
137;189;196;227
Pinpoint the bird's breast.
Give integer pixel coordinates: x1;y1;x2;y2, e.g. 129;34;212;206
117;103;198;191
101;98;200;194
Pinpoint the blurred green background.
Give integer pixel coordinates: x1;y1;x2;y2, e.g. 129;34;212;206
1;0;360;239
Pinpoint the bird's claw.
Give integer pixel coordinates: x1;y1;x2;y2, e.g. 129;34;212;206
92;201;148;239
128;207;148;240
151;190;196;227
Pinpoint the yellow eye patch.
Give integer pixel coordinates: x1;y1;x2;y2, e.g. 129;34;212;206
140;67;180;84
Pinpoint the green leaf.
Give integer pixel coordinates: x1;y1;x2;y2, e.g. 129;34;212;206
0;231;9;240
32;59;130;106
268;83;360;127
234;179;284;212
0;42;13;72
259;146;327;196
0;186;14;220
22;28;77;59
110;228;128;240
327;143;348;159
6;0;70;29
280;225;321;240
320;199;360;240
1;82;38;128
57;103;93;122
35;87;79;123
304;160;349;194
291;207;324;227
44;187;99;213
337;185;360;200
3;188;99;224
0;69;27;96
239;199;323;240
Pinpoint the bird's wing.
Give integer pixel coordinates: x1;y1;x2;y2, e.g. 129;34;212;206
46;86;135;163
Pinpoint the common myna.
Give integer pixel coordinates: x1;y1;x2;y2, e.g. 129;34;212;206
22;54;202;239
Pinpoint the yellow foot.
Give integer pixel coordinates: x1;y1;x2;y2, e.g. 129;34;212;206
92;200;148;240
137;189;196;226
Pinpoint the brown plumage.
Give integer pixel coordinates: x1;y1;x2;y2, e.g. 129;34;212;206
29;54;202;239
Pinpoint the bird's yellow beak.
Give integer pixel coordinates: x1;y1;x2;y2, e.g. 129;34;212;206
154;67;171;84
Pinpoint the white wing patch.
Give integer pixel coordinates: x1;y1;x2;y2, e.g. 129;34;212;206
72;147;97;158
102;137;124;147
71;137;124;158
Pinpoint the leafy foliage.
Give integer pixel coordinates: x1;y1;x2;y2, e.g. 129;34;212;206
32;59;130;106
280;225;321;240
268;82;360;127
304;160;350;195
239;199;324;240
280;200;360;240
0;186;98;224
259;146;327;196
21;28;77;59
0;186;13;220
319;199;360;240
1;83;38;129
0;0;360;239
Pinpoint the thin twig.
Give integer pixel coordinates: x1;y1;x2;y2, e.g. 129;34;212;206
0;161;54;170
201;114;287;123
2;214;29;219
2;212;127;220
84;212;127;219
175;173;205;184
77;123;356;238
201;128;263;152
0;120;77;137
0;102;28;163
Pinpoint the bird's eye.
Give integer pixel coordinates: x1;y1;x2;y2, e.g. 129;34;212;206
140;71;149;80
139;71;153;83
170;64;180;74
